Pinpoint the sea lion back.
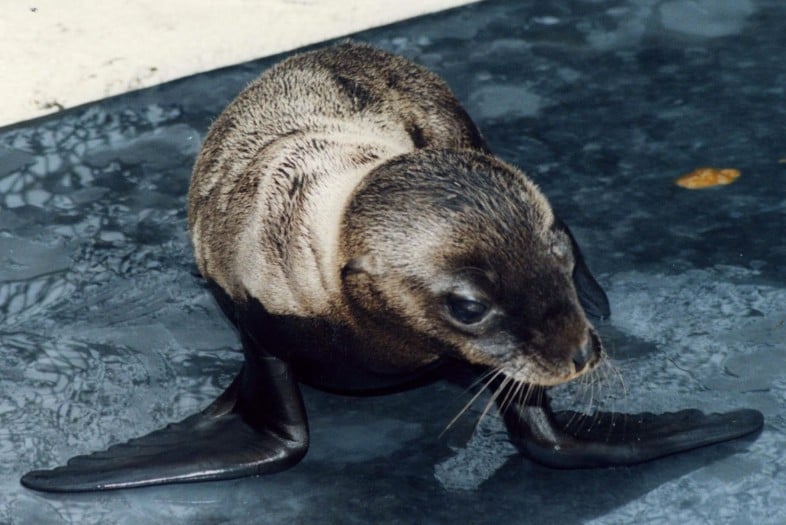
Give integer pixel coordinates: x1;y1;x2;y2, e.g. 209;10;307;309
187;42;485;315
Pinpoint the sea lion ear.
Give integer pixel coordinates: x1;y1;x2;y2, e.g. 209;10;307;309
553;216;611;320
341;254;381;279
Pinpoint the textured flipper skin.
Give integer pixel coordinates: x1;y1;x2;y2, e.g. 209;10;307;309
498;386;764;468
20;350;308;492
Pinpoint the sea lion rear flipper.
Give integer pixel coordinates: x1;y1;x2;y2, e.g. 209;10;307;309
498;387;763;468
553;217;610;320
20;351;308;492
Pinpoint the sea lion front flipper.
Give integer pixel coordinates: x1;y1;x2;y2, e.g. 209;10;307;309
498;387;763;468
553;217;610;320
20;351;308;492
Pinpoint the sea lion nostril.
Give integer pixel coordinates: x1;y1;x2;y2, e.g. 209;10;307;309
572;342;593;372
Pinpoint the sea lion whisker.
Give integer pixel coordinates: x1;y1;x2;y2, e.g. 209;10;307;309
588;370;602;430
512;381;530;413
534;383;545;404
522;382;539;407
604;358;630;439
608;359;628;405
590;353;627;424
445;367;498;411
497;377;522;416
475;374;512;429
563;367;602;433
603;339;628;402
573;370;593;405
563;401;585;433
440;367;504;436
464;367;502;394
512;381;535;414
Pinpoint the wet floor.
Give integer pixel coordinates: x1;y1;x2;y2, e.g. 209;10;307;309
2;0;785;523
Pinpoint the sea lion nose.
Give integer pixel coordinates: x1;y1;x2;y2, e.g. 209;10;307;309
571;341;594;373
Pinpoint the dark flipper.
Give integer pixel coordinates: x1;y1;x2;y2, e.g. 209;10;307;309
498;386;763;468
553;217;610;320
21;349;309;492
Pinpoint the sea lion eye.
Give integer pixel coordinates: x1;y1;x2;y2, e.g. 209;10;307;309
446;296;489;325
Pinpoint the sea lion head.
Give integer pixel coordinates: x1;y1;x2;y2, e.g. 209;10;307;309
339;149;603;386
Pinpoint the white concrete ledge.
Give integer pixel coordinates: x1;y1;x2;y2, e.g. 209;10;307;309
1;0;477;128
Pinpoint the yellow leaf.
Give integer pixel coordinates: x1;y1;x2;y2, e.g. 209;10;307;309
675;167;741;189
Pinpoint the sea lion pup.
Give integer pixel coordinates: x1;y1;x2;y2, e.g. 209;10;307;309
22;41;762;492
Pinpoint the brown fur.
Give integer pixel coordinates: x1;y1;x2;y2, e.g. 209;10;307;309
188;41;600;387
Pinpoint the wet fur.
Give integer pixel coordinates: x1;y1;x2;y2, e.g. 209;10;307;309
189;41;598;389
189;42;485;306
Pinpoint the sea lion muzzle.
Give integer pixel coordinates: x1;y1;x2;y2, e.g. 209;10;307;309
570;340;594;373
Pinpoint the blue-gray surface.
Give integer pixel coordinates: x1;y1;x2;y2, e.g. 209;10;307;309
2;0;785;523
